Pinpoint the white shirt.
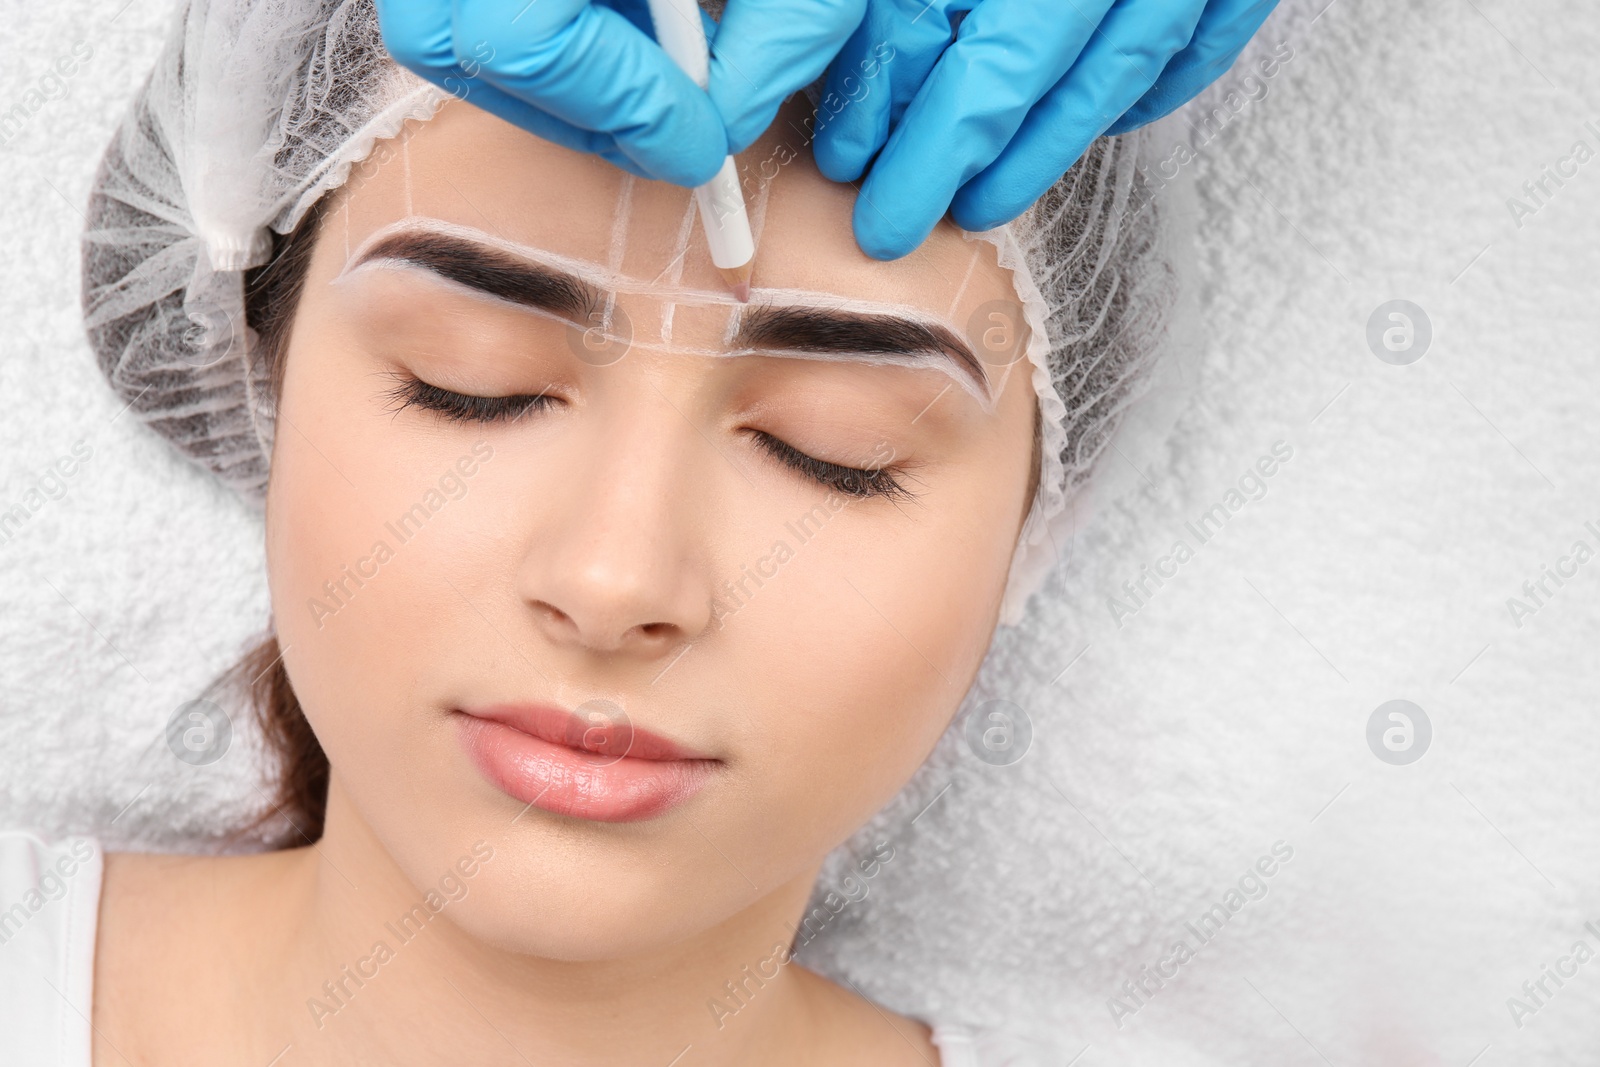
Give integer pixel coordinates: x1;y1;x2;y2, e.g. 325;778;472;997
0;830;1031;1066
0;830;101;1065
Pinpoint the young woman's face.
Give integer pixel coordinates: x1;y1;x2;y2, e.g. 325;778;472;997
265;95;1039;959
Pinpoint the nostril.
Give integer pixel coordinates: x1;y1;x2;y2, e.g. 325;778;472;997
532;601;576;632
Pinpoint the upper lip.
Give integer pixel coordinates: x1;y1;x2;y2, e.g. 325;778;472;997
455;702;714;762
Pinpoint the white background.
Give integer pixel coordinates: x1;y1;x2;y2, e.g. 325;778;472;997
1;0;1596;1063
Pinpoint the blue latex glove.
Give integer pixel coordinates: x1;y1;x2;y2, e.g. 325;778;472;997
810;0;1281;258
376;0;867;189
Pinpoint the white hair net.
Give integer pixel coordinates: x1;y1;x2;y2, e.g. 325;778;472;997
78;0;1199;1056
81;0;1197;630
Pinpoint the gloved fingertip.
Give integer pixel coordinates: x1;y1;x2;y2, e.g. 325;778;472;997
724;132;754;158
605;151;653;181
611;83;730;186
861;240;910;262
812;128;869;184
689;150;730;187
949;196;1018;235
852;205;916;261
814;152;865;185
622;151;713;187
626;125;727;186
725;108;777;158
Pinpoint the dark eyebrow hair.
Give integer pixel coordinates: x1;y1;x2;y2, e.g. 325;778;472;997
732;304;988;392
353;230;602;321
353;232;988;389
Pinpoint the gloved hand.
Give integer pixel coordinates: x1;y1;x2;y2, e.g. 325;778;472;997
810;0;1281;258
378;0;1278;261
376;0;867;189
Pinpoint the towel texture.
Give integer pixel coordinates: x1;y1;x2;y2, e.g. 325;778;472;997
1;0;1596;1062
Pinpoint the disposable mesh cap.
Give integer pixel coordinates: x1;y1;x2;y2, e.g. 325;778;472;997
79;0;1197;623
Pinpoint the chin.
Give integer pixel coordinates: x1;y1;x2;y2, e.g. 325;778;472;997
427;837;749;962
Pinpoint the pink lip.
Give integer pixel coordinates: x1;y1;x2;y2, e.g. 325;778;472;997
454;703;717;823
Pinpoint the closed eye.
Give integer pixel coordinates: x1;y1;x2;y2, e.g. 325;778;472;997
379;373;559;424
378;373;916;502
746;430;914;502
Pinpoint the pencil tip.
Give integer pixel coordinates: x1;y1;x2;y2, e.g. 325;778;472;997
718;261;753;303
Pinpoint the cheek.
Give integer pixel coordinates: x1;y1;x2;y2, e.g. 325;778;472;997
716;458;1027;852
263;346;481;766
734;374;1037;836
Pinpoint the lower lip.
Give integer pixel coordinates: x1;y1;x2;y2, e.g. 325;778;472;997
454;713;716;823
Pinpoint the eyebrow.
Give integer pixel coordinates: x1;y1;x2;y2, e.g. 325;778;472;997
352;230;602;321
352;229;986;391
731;305;987;393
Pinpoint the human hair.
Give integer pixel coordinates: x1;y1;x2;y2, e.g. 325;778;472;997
224;195;332;849
221;189;1042;849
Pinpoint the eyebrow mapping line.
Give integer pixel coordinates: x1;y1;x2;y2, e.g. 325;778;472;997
946;244;982;318
660;197;699;343
340;217;995;335
604;174;634;326
747;176;775;250
341;228;600;321
331;261;996;408
341;216;729;304
733;304;990;396
334;216;999;405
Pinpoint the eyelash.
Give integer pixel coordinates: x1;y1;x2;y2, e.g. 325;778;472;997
380;374;558;424
381;374;914;502
747;431;913;502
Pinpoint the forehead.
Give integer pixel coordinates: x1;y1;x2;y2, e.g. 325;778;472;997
329;94;1028;380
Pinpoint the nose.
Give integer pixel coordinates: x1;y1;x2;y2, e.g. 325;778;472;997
513;396;716;660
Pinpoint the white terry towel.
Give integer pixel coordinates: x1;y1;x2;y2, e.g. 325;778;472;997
1;1;1597;1063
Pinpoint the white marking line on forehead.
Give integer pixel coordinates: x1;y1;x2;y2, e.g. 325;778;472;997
717;175;779;352
720;298;744;347
713;174;777;350
946;244;981;318
335;258;998;411
341;217;989;327
747;175;774;250
642;341;994;407
604;174;635;329
335;216;1000;407
660;197;698;344
990;349;1022;400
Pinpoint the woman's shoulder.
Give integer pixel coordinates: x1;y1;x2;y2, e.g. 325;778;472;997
0;828;105;1065
0;829;257;1065
93;836;304;1066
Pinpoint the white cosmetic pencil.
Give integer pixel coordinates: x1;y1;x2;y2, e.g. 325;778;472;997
646;0;755;301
